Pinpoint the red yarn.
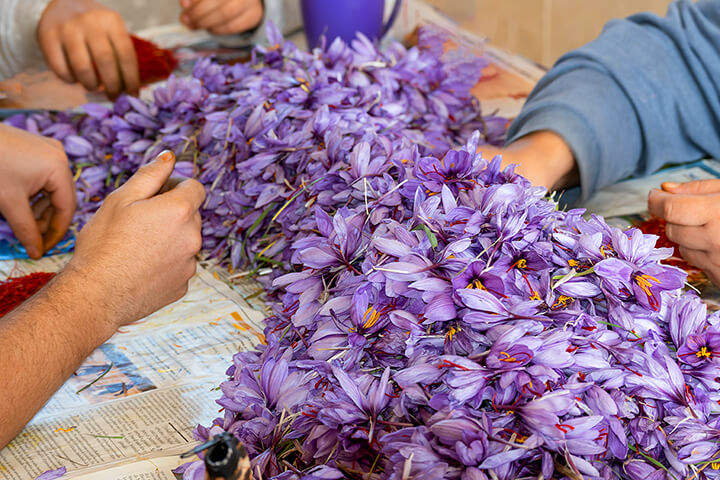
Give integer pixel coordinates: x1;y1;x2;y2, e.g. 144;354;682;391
0;272;55;318
131;34;178;84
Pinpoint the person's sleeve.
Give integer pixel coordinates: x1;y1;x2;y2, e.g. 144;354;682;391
0;0;51;80
506;0;720;201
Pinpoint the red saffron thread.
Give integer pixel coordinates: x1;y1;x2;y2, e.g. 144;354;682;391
0;272;55;318
130;35;179;85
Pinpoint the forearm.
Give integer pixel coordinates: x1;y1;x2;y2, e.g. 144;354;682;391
0;264;113;448
507;0;720;200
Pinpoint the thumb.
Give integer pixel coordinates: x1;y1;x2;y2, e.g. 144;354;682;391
662;179;720;195
116;150;176;202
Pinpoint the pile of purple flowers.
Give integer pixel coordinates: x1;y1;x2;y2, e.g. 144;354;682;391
5;24;718;480
0;24;505;269
177;127;720;479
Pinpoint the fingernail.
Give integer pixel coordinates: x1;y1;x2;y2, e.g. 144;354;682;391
180;14;190;24
27;246;41;259
662;182;679;190
181;0;191;8
157;150;175;163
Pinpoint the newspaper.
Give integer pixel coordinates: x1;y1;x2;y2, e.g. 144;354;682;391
0;257;267;479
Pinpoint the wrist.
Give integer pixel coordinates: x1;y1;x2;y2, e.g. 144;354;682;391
509;131;579;191
53;260;119;344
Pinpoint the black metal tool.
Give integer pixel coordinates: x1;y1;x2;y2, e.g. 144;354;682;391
180;432;251;480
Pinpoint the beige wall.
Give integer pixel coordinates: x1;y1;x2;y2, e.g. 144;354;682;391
427;0;674;67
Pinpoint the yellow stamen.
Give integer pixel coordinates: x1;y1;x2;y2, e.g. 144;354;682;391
516;259;527;269
362;307;381;329
529;291;541;301
568;259;579;267
446;327;457;340
635;274;661;298
466;279;486;290
272;196;295;222
697;346;712;359
712;462;720;470
257;240;278;258
73;166;83;181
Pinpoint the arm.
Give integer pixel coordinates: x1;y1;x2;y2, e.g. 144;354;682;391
0;0;51;79
0;151;205;449
498;0;720;200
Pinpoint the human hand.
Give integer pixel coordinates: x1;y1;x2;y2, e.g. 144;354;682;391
68;151;205;333
648;179;720;285
37;0;139;98
0;125;76;259
477;131;578;191
179;0;263;35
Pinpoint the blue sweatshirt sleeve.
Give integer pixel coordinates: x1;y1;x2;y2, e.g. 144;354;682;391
506;0;720;201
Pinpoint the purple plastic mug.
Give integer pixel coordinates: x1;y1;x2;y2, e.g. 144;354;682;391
301;0;402;50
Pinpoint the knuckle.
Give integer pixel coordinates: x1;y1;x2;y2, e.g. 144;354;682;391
662;201;674;221
174;200;196;221
61;24;76;39
103;189;122;206
191;180;207;201
220;3;235;15
94;51;116;67
664;223;676;242
48;137;64;151
187;231;203;254
0;188;13;207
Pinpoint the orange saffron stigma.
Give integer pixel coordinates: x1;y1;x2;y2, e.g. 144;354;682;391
552;295;573;309
499;351;517;363
507;258;528;272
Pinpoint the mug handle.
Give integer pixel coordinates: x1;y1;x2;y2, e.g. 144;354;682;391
381;0;403;38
